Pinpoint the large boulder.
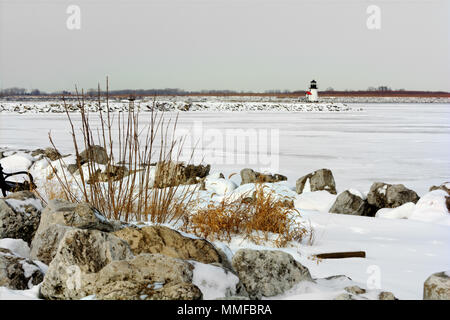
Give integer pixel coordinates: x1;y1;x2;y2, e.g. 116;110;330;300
329;190;377;216
0;247;44;290
86;254;202;300
30;199;122;264
40;228;134;299
113;225;227;266
423;271;450;300
78;145;109;165
40;228;203;300
367;182;420;209
296;169;337;195
231;249;312;299
0;191;43;244
240;168;287;185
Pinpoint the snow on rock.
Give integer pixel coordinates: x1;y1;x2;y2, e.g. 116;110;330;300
191;261;241;299
348;188;366;200
0;153;33;174
226;182;297;203
294;191;337;212
0;238;31;259
376;202;416;220
375;190;449;225
409;190;450;225
204;176;237;195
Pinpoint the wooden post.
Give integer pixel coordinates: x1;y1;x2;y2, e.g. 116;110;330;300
314;251;366;259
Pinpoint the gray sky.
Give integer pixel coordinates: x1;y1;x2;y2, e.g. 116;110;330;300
0;0;449;92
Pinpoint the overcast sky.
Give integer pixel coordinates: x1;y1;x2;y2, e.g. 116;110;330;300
0;0;449;92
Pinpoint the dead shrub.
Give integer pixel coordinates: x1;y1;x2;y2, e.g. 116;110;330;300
182;183;308;247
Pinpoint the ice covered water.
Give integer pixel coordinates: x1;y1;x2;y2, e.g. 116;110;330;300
0;103;449;195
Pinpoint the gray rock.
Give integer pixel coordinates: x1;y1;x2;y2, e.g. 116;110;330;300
154;161;210;188
333;293;356;300
88;254;202;300
67;164;79;174
423;271;450;300
240;168;287;185
344;285;366;295
231;249;312;299
367;182;420;209
31;147;62;161
296;169;337;195
0;191;43;244
30;199;120;265
40;228;134;300
329;190;377;217
378;291;397;300
79;145;109;165
30;224;73;265
0;247;44;290
113;225;227;267
40;230;203;300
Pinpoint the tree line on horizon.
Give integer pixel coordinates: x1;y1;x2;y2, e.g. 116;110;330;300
0;86;448;97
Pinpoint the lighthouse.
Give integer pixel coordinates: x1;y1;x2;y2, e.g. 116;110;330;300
306;80;319;102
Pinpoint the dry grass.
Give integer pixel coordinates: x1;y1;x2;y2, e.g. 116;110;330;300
181;183;307;247
46;78;198;224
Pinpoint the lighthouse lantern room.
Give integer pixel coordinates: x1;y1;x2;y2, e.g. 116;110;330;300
306;80;319;102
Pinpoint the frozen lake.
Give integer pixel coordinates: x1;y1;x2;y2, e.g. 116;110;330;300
1;103;449;195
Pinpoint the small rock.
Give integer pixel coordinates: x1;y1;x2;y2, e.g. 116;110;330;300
344;285;366;295
240;168;287;185
296;169;337;195
367;182;420;209
329;190;377;216
154;161;210;188
0;191;43;244
378;291;397;300
429;182;450;195
79;145;109;165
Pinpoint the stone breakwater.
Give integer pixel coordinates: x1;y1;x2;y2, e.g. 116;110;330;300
0;100;359;113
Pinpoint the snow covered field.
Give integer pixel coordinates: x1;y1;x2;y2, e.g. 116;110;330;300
0;102;449;300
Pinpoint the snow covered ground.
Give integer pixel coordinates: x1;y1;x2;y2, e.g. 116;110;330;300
0;101;449;300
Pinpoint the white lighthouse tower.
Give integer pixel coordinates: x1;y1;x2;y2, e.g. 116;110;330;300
306;80;319;102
